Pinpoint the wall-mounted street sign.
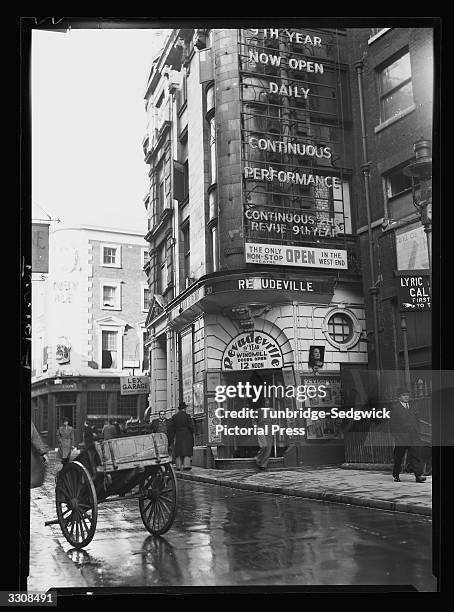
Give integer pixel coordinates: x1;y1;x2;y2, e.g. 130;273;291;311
245;242;347;269
222;331;283;371
398;274;431;311
120;376;150;395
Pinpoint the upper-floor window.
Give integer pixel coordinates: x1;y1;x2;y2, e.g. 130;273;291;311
101;330;119;369
101;280;121;310
142;285;151;312
385;164;418;199
156;161;166;217
101;244;121;268
156;242;167;294
142;248;150;269
378;50;414;122
182;223;190;280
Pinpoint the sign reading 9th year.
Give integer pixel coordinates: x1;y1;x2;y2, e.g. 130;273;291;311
398;274;431;311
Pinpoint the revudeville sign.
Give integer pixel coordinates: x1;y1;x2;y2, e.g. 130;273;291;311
120;376;150;395
245;242;348;269
222;331;283;371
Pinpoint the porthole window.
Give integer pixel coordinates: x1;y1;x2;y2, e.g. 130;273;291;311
328;313;353;344
322;308;362;350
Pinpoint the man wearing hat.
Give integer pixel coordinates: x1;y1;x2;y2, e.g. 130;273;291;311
390;386;426;483
168;401;194;471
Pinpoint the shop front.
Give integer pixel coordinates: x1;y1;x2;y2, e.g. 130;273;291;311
147;271;368;468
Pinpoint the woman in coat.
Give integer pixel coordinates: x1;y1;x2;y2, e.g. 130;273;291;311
57;418;74;465
169;401;194;471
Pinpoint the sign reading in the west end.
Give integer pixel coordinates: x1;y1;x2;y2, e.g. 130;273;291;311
245;242;348;269
222;331;283;370
398;274;431;311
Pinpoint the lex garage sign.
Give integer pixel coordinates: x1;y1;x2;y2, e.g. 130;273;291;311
120;376;150;395
398;274;431;311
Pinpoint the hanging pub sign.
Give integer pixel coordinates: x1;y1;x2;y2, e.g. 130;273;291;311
397;273;431;311
222;331;283;371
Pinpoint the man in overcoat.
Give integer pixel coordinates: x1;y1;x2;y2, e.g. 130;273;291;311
390;387;426;483
169;402;194;471
57;418;74;465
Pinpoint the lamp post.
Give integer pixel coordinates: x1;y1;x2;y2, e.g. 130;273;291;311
403;139;432;270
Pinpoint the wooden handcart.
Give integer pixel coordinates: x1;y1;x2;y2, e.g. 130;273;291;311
53;433;177;549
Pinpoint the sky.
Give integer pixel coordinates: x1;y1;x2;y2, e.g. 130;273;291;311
31;27;170;233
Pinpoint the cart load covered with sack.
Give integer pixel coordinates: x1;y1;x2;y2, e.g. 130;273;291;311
53;432;177;549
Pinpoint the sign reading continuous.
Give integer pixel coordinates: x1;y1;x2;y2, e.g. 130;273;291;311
222;331;283;371
245;242;348;269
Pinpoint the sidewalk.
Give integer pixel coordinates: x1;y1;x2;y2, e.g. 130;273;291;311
176;465;432;516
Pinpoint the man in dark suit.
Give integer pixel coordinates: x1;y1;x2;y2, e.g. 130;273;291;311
390;387;426;483
169;402;194;471
151;411;170;436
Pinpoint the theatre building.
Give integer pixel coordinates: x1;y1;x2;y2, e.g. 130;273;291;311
143;28;370;467
31;225;151;448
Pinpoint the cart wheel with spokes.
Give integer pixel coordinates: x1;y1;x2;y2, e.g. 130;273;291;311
139;463;177;535
55;461;98;549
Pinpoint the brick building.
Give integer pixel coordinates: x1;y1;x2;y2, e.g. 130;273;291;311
142;28;375;468
349;27;433;377
31;225;151;448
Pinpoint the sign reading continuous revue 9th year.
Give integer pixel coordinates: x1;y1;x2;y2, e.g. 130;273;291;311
245;242;347;269
120;376;150;395
398;274;431;311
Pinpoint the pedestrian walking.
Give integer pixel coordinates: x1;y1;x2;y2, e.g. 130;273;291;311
102;419;117;440
82;419;99;476
169;401;194;471
390;387;426;483
57;418;74;466
31;421;49;488
254;400;274;471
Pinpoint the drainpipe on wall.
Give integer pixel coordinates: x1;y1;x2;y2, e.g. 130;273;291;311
355;59;381;384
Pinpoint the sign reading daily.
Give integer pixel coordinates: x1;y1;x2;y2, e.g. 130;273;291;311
120;376;150;395
222;331;283;371
245;242;348;269
398;274;431;311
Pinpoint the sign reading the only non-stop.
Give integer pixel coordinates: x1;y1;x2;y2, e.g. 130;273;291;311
245;242;348;269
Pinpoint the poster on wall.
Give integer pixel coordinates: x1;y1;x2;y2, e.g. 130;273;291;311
193;381;204;415
180;329;194;413
395;223;430;270
207;399;222;443
303;374;343;439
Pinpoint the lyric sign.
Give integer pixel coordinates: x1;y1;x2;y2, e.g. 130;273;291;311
398;274;431;311
222;331;283;371
245;242;347;269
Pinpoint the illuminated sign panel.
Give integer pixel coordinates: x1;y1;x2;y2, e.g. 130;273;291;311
239;28;352;268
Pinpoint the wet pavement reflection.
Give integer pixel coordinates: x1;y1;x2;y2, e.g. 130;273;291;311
49;480;435;589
